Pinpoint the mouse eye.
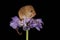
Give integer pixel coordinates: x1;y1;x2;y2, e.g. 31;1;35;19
30;10;33;12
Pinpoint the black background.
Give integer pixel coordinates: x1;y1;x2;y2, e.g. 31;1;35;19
0;0;55;40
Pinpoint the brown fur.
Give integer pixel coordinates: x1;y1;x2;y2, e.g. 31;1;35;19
18;5;36;20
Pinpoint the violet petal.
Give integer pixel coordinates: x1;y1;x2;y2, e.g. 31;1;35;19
10;21;18;29
35;27;40;31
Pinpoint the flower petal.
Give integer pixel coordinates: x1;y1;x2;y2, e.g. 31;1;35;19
35;27;40;31
10;21;18;29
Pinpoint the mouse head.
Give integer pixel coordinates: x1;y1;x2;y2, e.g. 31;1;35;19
18;5;36;20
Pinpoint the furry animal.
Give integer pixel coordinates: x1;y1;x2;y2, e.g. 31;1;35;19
16;5;36;35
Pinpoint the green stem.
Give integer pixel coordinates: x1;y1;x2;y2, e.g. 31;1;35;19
26;30;29;40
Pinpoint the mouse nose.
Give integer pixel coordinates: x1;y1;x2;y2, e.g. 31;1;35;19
33;13;36;16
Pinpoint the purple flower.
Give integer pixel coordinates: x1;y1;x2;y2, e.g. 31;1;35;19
10;16;44;31
28;18;43;31
10;21;18;29
10;16;20;29
12;16;20;22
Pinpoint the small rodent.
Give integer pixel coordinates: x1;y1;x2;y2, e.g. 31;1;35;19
16;5;36;35
18;5;36;20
